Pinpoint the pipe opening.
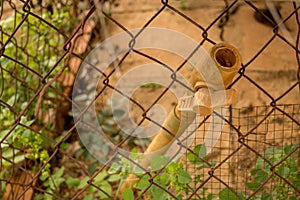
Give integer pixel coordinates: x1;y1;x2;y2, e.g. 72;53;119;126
215;48;236;68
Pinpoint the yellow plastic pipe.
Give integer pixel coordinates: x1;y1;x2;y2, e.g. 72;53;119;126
120;43;242;192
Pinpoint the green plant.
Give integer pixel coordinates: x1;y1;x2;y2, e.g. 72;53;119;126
140;82;162;89
215;144;300;200
64;169;121;200
37;167;66;200
97;100;150;148
126;157;194;200
186;144;216;200
180;0;187;10
0;101;50;169
246;144;300;200
218;188;245;200
71;171;112;200
0;2;76;198
0;12;68;110
113;144;214;200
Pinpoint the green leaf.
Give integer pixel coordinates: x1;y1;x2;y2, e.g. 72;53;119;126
66;177;80;187
178;169;192;184
0;129;9;139
40;171;50;181
2;148;20;159
113;109;125;118
53;167;65;179
193;144;201;154
194;174;204;183
1;180;6;193
12;154;25;164
287;159;297;172
289;196;300;200
50;167;65;188
122;188;134;200
129;148;142;161
98;181;112;198
150;185;168;200
166;162;177;172
135;175;150;190
209;161;216;167
197;161;216;169
101;108;112;117
246;182;261;191
187;144;207;164
171;174;177;183
219;188;245;200
108;162;121;173
284;144;296;154
83;194;93;200
261;192;272;200
177;194;183;200
52;176;65;188
207;193;214;200
187;152;202;164
104;118;116;126
159;173;170;185
256;157;264;168
7;95;16;106
101;124;116;133
107;174;120;182
292;178;300;191
265;147;282;162
150;156;169;170
60;142;70;150
251;169;269;183
278;166;290;178
94;170;107;184
20;116;35;126
78;176;90;189
198;144;207;158
75;149;85;159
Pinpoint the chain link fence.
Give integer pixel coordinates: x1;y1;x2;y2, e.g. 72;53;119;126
0;0;299;199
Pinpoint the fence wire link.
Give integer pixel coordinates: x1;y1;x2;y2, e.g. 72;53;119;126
0;0;299;199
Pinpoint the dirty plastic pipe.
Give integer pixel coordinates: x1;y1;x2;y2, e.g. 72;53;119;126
120;43;242;192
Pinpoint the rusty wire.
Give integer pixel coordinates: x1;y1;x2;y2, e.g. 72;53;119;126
0;0;299;199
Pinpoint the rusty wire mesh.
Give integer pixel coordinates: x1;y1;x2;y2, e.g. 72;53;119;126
0;0;299;199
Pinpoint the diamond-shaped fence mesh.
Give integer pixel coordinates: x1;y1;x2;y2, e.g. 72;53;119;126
186;105;299;199
0;0;299;199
